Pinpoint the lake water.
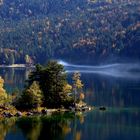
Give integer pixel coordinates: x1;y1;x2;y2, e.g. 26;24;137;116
0;66;140;140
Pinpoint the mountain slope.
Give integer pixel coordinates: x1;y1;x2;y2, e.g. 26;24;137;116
0;0;140;64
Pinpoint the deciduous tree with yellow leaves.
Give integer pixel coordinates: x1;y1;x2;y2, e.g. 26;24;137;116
72;72;84;104
0;76;8;105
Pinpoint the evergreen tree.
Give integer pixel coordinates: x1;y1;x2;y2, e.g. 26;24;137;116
28;60;73;108
42;60;67;107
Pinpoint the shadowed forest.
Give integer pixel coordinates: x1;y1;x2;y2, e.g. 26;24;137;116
0;0;140;65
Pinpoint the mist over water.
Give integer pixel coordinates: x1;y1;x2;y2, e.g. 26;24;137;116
58;60;140;79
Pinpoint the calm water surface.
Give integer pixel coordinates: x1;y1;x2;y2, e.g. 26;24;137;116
0;67;140;140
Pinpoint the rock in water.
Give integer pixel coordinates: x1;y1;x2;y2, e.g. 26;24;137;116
99;106;106;111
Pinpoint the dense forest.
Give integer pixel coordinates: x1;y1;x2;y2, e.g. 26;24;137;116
0;0;140;65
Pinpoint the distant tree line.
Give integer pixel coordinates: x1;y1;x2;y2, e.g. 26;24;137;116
0;0;140;65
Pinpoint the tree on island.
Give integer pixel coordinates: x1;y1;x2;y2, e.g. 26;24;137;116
72;72;84;105
15;81;43;110
15;60;74;110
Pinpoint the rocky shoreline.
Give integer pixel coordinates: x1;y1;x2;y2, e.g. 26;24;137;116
0;105;93;119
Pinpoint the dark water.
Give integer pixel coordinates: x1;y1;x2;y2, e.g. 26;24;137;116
0;67;140;140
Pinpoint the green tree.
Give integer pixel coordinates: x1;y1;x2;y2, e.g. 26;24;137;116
15;81;43;110
28;60;73;108
43;60;67;107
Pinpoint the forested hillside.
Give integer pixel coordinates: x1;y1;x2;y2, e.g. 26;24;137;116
0;0;140;65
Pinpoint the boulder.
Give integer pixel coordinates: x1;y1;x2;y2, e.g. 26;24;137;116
31;110;40;115
3;112;14;118
69;106;75;112
81;106;92;111
15;111;22;117
26;112;33;116
0;105;9;110
75;108;82;112
41;109;47;114
8;113;14;117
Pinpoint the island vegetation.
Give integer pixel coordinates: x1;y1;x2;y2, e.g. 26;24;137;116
0;60;90;118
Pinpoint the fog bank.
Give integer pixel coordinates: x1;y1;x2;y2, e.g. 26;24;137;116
58;60;140;79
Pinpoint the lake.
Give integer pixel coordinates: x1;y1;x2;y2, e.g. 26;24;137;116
0;65;140;140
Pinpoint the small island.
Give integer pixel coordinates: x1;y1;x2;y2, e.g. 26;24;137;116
0;60;92;119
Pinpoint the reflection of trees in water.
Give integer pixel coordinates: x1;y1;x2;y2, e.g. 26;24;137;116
0;113;76;140
78;110;140;140
16;113;76;140
81;74;140;107
0;111;140;140
0;118;17;140
16;117;42;140
0;68;33;93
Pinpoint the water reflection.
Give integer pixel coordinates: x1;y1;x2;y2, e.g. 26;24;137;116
0;67;140;140
0;110;140;140
0;68;32;93
0;113;75;140
0;118;19;140
68;73;140;108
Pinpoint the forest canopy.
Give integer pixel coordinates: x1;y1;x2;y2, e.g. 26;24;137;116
0;0;140;65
